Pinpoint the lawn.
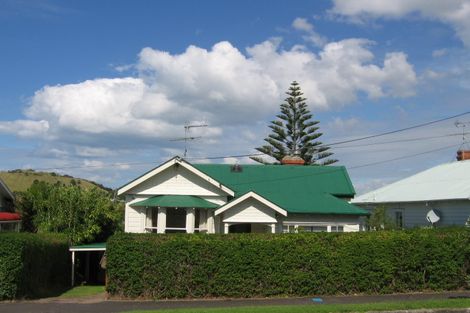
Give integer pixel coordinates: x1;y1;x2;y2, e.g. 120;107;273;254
125;298;470;313
58;285;105;298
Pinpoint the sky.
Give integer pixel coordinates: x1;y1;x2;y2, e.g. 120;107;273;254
1;0;470;194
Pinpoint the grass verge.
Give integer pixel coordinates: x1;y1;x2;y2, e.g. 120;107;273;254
125;298;470;313
58;285;105;298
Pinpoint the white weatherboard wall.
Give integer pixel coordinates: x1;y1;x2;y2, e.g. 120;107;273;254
281;214;363;232
125;195;147;233
127;166;229;197
360;200;470;228
221;198;278;224
124;166;227;233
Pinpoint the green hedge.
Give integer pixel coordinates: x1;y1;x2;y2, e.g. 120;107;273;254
0;233;70;300
106;228;470;299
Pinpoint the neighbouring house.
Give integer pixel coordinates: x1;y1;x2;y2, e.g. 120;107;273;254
0;178;20;232
352;150;470;228
117;155;369;234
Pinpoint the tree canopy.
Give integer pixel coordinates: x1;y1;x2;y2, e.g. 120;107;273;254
252;81;336;165
16;180;123;244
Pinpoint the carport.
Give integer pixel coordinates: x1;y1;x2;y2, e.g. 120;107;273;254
69;243;106;287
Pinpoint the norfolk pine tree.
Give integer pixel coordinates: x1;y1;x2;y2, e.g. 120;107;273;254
252;81;337;165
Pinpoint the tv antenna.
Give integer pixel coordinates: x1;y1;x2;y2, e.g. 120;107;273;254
170;122;208;157
455;120;470;149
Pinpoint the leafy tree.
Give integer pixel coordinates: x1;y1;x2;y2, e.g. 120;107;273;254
366;206;397;231
252;81;336;165
16;181;123;244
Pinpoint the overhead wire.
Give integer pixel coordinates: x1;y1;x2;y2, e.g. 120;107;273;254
7;110;470;172
323;110;470;147
225;141;466;187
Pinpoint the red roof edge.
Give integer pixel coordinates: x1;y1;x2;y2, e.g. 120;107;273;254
0;212;21;221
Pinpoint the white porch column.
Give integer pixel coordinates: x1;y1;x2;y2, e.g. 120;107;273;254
186;208;195;233
271;223;276;234
199;209;207;231
145;208;152;232
207;211;215;234
224;223;229;234
157;207;167;234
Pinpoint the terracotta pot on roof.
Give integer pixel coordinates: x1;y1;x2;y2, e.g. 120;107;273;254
281;155;305;165
457;150;470;161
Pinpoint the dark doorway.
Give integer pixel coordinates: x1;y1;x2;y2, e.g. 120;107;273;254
75;251;106;285
229;223;251;233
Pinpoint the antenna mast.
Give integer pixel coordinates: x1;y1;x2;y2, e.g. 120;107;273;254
455;120;470;148
170;122;208;157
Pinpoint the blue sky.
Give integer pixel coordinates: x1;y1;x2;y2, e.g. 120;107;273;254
1;0;470;193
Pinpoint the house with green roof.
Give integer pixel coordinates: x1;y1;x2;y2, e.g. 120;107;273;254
117;156;369;234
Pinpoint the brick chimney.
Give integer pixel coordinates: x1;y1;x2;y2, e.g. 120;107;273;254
456;150;470;161
281;155;305;165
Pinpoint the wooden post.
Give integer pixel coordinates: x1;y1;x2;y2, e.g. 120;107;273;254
224;223;229;234
85;251;90;283
271;223;276;233
71;251;75;287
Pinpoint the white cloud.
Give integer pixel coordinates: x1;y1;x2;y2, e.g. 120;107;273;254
432;48;448;57
331;0;470;47
292;17;314;32
0;120;49;138
0;38;417;160
328;117;360;133
292;17;328;47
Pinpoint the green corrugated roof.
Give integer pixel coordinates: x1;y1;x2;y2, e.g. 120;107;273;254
131;195;219;209
194;164;355;196
264;192;368;215
193;164;368;216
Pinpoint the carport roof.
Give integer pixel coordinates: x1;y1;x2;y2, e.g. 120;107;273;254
69;242;106;251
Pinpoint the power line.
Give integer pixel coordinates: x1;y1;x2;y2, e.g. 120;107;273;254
12;132;465;171
33;161;155;171
9;111;470;172
325;111;470;147
30;140;465;190
330;132;465;149
347;142;462;170
227;142;465;187
29;134;464;172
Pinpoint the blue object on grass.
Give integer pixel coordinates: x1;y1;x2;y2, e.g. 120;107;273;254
312;297;323;303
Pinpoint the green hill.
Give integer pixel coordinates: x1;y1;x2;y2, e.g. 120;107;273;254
0;169;111;193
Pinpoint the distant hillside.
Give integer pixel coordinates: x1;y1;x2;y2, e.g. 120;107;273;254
0;169;112;193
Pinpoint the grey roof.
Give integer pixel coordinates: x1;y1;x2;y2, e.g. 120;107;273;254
352;160;470;204
0;178;14;201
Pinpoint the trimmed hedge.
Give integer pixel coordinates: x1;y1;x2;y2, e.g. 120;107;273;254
106;228;470;299
0;233;70;300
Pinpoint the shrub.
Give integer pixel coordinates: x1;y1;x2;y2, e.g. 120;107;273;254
0;233;70;300
106;228;469;299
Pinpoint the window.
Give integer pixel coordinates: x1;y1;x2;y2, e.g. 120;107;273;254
330;225;344;232
282;225;293;233
395;211;404;228
300;225;328;232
